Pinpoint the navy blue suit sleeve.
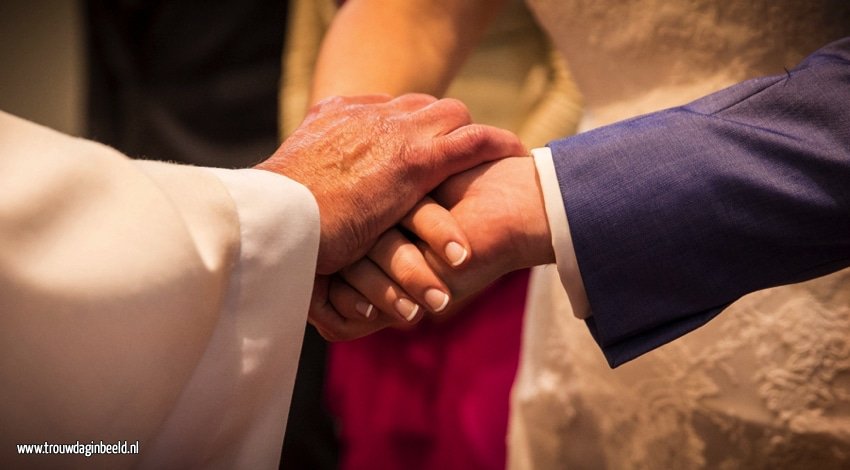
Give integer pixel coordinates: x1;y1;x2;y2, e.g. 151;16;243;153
550;37;850;367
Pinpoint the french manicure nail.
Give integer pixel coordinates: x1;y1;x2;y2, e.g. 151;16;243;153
445;241;468;267
425;288;450;313
355;301;374;319
394;298;420;321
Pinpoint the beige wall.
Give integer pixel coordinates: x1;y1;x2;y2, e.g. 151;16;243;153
0;0;85;135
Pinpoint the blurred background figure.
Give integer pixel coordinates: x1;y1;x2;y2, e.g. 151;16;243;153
280;1;580;469
85;0;284;168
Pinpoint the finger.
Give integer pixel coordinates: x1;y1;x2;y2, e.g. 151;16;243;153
431;124;527;175
368;227;453;314
309;312;391;342
410;97;472;136
307;275;351;342
328;278;403;330
402;197;471;268
328;277;378;321
387;93;439;112
340;257;424;323
308;276;394;341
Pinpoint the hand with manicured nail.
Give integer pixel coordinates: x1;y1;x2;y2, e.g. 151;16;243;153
321;156;553;341
262;94;525;341
309;196;474;341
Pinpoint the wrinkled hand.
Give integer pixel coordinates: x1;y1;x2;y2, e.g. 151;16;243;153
256;94;525;274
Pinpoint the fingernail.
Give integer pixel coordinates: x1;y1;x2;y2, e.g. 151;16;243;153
445;241;468;267
355;301;374;319
394;298;420;322
425;288;450;313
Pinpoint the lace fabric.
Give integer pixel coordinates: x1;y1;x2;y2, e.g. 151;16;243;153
512;268;850;469
510;1;850;467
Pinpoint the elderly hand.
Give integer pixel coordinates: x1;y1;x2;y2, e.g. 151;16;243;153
256;94;525;274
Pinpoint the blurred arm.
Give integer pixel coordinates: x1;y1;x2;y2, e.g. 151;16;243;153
311;0;507;101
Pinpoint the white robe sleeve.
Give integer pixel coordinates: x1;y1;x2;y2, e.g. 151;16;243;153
0;110;319;469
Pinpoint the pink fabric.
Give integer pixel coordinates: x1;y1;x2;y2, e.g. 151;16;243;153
326;270;529;470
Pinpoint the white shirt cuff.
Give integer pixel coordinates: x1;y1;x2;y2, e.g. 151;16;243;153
531;147;591;319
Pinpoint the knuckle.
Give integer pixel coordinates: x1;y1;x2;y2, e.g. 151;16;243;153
436;98;471;122
428;218;456;243
440;125;484;156
395;264;421;288
459;124;486;144
396;93;437;106
393;249;427;287
311;95;347;112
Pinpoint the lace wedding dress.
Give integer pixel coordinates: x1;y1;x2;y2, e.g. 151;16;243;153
509;1;850;468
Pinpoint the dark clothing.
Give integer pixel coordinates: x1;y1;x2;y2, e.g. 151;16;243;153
86;0;284;168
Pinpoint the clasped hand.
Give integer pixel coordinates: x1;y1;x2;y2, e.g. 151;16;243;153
257;93;554;341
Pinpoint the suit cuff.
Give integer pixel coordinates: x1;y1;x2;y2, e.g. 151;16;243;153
531;147;591;319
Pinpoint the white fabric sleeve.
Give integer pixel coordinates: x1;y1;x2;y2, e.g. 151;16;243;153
0;110;319;469
531;147;591;319
136;164;320;469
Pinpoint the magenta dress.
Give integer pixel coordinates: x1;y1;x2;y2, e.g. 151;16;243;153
326;270;529;469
